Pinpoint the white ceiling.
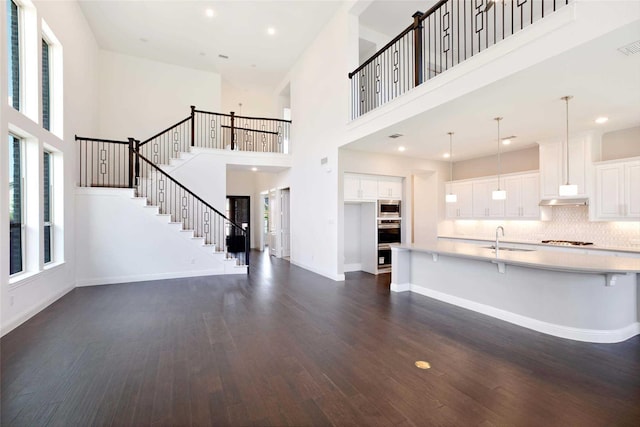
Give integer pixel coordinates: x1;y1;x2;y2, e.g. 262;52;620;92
344;20;640;161
78;0;343;90
359;0;438;37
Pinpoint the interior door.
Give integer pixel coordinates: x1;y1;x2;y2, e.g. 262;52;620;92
226;196;250;258
280;189;290;258
269;190;277;256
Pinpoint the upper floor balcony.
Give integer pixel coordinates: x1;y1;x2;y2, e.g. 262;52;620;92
349;0;573;120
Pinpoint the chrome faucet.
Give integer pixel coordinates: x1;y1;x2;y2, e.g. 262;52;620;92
495;226;505;255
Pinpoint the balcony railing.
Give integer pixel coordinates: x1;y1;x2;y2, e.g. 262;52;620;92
349;0;572;119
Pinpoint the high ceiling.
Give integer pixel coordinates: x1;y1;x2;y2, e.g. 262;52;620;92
78;0;344;90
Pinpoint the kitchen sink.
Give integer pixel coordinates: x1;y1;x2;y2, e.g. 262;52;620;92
482;246;536;252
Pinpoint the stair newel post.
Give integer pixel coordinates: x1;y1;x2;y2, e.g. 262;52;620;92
412;11;424;88
134;139;141;192
230;111;236;150
244;225;250;271
127;137;135;189
190;105;195;147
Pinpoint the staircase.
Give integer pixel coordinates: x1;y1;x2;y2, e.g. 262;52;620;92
75;106;292;276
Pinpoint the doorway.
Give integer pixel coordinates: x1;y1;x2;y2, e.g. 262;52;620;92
226;196;250;262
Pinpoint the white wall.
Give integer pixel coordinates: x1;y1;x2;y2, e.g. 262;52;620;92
1;0;99;336
602;126;640;161
98;50;222;141
221;79;279;119
75;188;231;285
284;3;357;280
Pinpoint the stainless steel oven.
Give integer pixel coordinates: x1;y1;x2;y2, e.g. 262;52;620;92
378;200;401;218
377;219;401;245
377;219;401;269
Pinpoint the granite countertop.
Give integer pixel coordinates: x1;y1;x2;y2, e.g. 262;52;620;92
394;241;640;274
438;235;640;254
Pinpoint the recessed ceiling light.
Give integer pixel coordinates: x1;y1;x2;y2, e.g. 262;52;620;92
502;139;511;145
205;8;214;18
251;167;258;172
595;116;609;124
267;27;276;35
398;146;406;152
443;153;450;158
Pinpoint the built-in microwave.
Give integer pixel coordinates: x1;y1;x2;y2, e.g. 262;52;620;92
378;200;401;218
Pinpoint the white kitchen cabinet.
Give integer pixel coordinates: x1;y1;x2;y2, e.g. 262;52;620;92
472;179;504;218
503;173;540;219
594;159;640;220
344;174;378;201
377;177;403;199
539;138;589;199
446;181;473;219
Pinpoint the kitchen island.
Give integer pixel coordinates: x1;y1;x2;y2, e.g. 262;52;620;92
391;241;640;343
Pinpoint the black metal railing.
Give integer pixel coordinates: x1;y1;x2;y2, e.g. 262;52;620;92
192;108;290;153
75;136;249;269
349;0;572;119
76;136;135;188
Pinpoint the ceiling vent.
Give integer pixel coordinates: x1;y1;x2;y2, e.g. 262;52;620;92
617;40;640;56
388;133;403;139
218;54;229;59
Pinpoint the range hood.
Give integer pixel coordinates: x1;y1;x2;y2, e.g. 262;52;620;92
538;198;589;207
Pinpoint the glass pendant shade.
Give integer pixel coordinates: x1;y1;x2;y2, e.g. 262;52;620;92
446;193;457;203
492;189;507;200
559;184;578;196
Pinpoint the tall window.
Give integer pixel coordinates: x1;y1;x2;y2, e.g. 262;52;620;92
43;150;52;263
9;135;24;275
42;39;50;130
7;0;20;110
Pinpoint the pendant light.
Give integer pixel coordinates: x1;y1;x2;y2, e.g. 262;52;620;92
492;117;506;200
559;95;578;196
445;132;457;203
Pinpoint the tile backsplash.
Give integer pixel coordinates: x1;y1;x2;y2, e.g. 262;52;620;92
442;206;640;249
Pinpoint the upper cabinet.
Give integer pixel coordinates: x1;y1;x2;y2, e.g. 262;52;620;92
503;173;540;219
472;179;504;218
344;173;402;202
445;181;473;219
446;171;539;220
539;136;594;199
377;177;403;199
594;158;640;220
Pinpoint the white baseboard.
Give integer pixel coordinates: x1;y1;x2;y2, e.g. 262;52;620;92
409;284;640;344
289;259;345;282
344;263;362;273
390;282;411;292
75;268;227;287
1;285;75;337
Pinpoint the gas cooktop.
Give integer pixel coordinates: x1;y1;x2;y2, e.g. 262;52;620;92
541;240;594;246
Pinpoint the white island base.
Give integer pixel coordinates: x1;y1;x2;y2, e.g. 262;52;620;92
391;244;640;343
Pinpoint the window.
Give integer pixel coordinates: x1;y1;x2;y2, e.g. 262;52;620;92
43;150;52;263
42;39;50;130
9;134;24;275
7;0;20;110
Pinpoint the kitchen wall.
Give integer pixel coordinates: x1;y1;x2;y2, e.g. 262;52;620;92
601;126;640;161
98;50;222;141
453;146;539;180
441;206;640;249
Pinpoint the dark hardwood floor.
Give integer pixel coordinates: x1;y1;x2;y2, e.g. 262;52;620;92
2;250;640;426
